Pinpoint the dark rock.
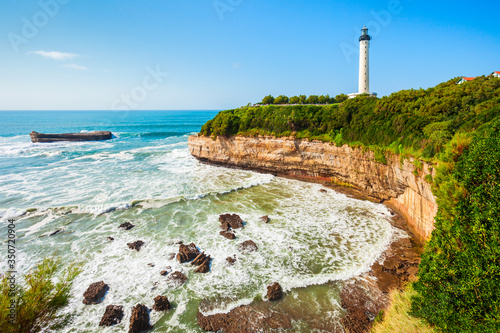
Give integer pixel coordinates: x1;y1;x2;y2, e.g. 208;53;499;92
197;305;292;333
176;243;200;263
99;305;124;326
168;253;176;260
119;222;135;230
30;131;112;143
191;252;207;266
267;282;283;301
226;256;237;265
128;303;151;333
49;229;61;236
220;220;231;231
194;256;211;273
160;271;169;276
148;263;155;267
319;189;328;193
219;213;244;229
220;230;236;239
238;240;258;253
107;237;115;241
83;281;109;305
153;295;170;311
127;240;145;251
259;215;270;223
168;271;188;285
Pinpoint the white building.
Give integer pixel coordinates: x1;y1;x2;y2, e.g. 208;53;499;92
457;77;476;84
348;26;377;99
491;71;500;78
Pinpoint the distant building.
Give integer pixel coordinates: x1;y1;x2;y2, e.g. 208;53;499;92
491;71;500;78
457;77;476;84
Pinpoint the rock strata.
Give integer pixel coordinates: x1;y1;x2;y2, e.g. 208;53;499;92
83;281;109;305
127;241;145;251
128;304;151;333
119;222;135;230
194;256;211;273
189;135;437;241
177;243;200;263
191;252;208;266
99;305;124;326
153;296;170;311
197;306;292;333
238;240;258;253
267;282;283;301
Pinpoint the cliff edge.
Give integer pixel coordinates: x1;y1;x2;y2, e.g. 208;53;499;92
188;135;436;241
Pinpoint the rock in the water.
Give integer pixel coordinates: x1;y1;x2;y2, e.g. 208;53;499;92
194;256;211;273
83;281;109;305
153;295;170;311
220;230;236;239
219;213;244;229
119;222;135;230
259;215;270;223
107;237;115;241
128;304;151;333
168;271;188;285
191;252;207;266
319;189;328;193
177;243;200;263
99;305;124;326
267;282;283;301
168;253;176;260
127;240;145;251
226;256;237;265
160;270;169;276
238;240;258;253
49;229;61;236
148;263;155;267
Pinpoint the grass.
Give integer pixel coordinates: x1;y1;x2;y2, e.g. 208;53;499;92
371;283;435;333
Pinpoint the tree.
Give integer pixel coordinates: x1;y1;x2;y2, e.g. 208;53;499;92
261;95;274;105
289;96;300;104
299;95;307;104
274;95;289;104
0;258;82;333
306;95;319;104
335;93;348;103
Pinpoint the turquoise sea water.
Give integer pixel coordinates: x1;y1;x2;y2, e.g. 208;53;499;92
0;111;404;332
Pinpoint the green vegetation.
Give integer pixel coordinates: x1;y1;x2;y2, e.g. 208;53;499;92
202;76;499;161
258;93;348;105
371;283;436;333
411;130;500;332
199;76;500;331
0;258;81;333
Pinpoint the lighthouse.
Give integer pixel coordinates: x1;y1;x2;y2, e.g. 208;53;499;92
349;26;377;98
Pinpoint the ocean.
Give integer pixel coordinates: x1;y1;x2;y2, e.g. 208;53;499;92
0;111;402;332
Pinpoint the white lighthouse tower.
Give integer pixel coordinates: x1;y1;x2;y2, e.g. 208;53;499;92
349;26;377;98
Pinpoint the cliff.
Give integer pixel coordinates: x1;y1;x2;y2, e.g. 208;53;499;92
188;135;437;241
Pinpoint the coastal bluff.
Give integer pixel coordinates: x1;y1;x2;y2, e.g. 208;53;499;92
188;135;437;241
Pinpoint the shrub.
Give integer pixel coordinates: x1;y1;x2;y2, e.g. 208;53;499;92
0;258;81;333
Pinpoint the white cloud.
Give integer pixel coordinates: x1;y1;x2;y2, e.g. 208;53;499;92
63;64;89;71
27;50;81;61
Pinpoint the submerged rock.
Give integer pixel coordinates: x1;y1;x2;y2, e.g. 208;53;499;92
160;270;169;276
49;229;61;236
127;240;145;251
83;281;109;305
177;243;200;263
107;237;115;242
153;295;170;311
220;230;236;239
259;215;270;223
226;256;237;265
267;282;283;301
238;240;258;253
99;305;124;326
119;222;135;230
219;213;244;229
128;304;152;333
168;271;188;285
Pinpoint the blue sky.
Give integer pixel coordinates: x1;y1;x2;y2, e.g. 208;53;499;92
0;0;499;110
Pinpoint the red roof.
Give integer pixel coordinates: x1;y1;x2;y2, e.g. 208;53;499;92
495;71;500;74
462;77;476;81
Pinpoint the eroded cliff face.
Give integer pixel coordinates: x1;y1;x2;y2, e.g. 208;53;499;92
188;135;436;241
